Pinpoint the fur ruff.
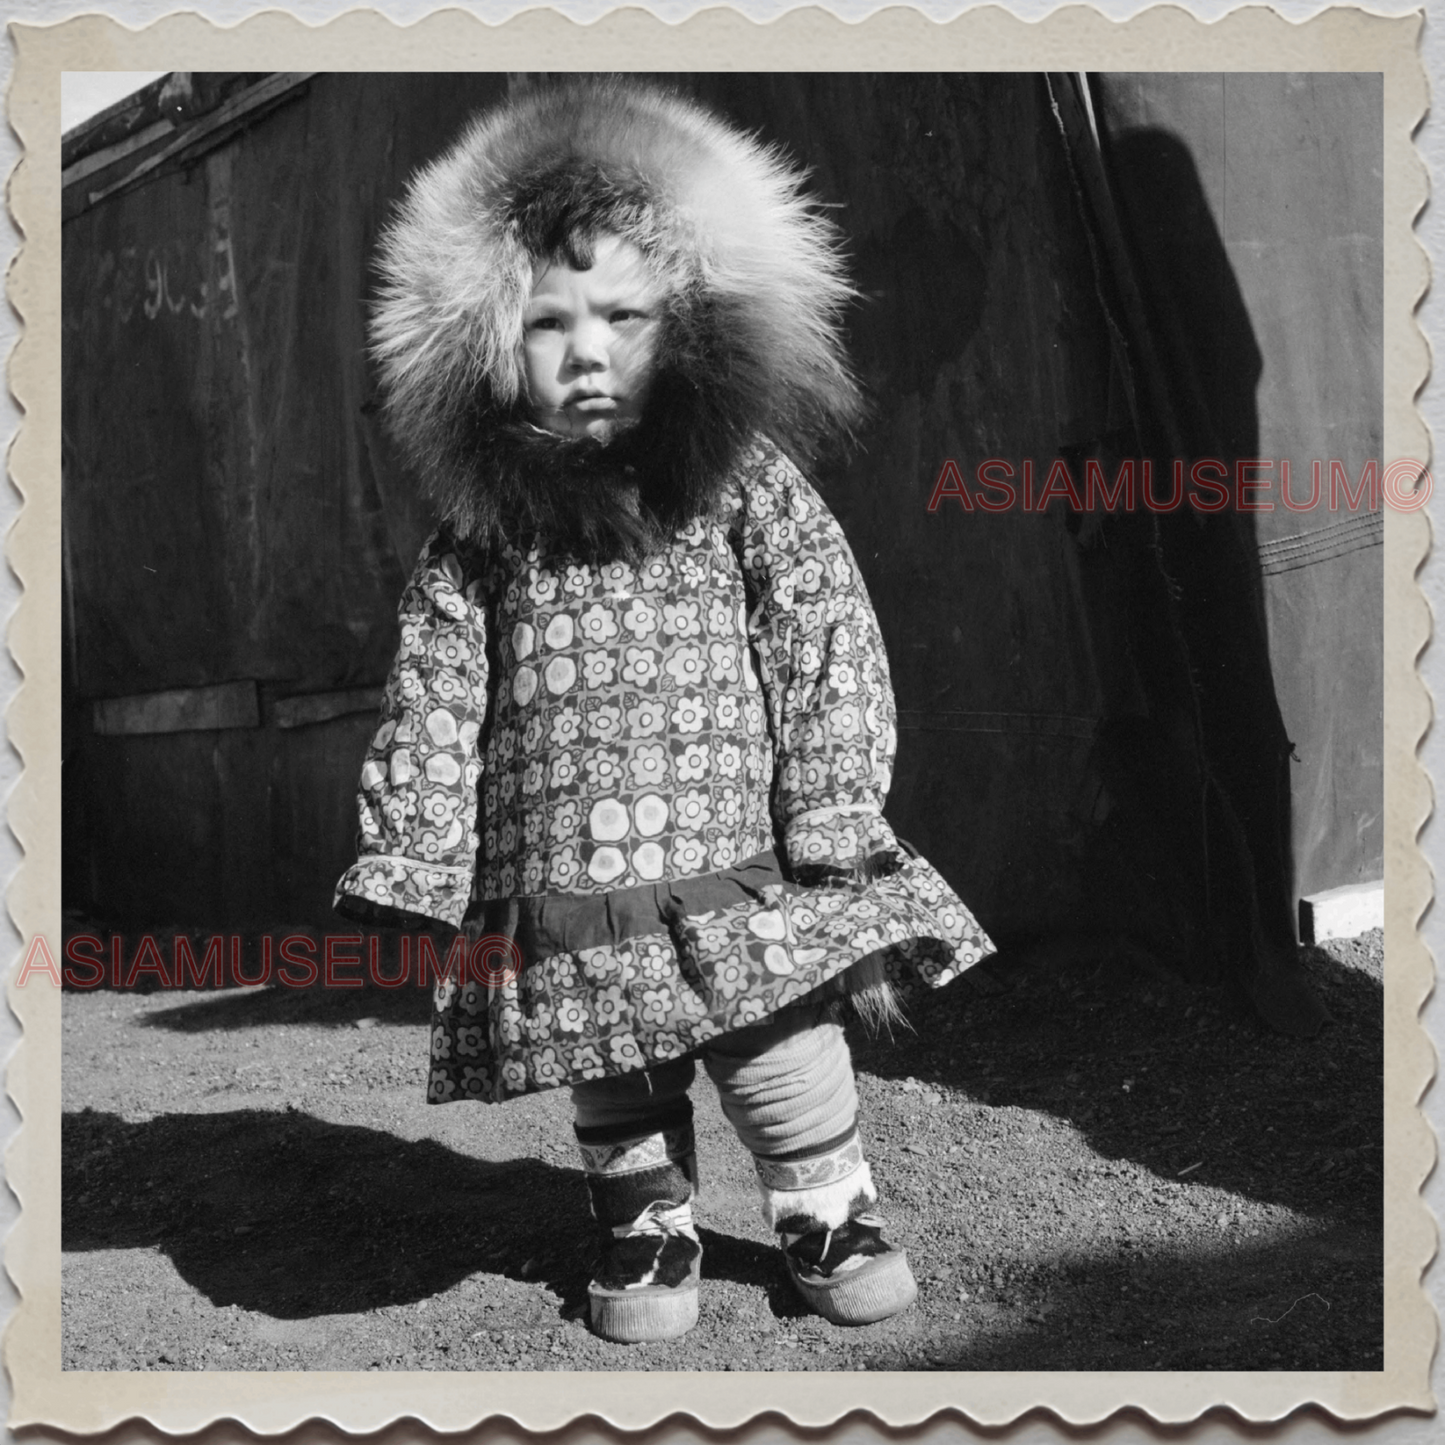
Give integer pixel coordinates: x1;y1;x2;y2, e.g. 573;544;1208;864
371;79;865;562
842;954;910;1036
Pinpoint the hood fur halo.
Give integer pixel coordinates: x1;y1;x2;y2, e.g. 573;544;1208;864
371;79;865;564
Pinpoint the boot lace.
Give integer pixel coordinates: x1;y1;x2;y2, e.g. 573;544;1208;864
612;1198;697;1242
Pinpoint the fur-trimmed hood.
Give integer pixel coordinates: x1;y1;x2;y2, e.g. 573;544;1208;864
371;79;865;563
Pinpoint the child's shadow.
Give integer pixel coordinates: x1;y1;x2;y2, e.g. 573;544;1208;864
63;1107;788;1321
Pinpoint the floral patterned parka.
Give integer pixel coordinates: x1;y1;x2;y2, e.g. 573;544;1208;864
336;440;993;1102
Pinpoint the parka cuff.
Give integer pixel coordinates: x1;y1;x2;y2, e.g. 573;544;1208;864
334;855;474;932
782;806;904;886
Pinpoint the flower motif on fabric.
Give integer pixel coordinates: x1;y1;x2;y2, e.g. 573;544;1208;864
638;559;670;592
584;751;626;790
621;599;659;638
677;743;711;782
588;705;624;742
525;569;559;608
671;695;708;733
582;652;616;688
627;699;667;735
345;445;993;1106
664;645;707;689
663;600;701;637
578;603;619;644
708;642;741;684
639;987;675;1025
620;647;658;687
593;985;627;1029
556;999;588;1035
570;1046;607;1081
629;745;670;789
714;742;743;779
675;789;711;829
608;1036;645;1069
534;1047;567;1088
550;708;583;746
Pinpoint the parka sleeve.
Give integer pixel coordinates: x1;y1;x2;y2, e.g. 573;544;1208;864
333;532;490;931
735;444;905;882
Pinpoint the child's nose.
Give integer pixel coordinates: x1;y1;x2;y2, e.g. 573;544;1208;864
567;320;610;371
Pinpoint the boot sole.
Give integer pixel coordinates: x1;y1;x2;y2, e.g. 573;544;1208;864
588;1281;700;1343
787;1246;918;1326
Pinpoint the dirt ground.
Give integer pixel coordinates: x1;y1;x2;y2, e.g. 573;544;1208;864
61;930;1383;1372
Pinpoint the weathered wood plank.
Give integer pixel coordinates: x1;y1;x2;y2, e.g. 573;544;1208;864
66;72;316;215
92;681;259;736
273;687;383;730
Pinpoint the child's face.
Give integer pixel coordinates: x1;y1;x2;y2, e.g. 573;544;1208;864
522;233;661;441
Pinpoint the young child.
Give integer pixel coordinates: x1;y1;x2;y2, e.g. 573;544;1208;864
335;80;994;1344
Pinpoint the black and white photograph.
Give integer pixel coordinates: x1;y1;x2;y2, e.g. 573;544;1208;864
51;57;1396;1392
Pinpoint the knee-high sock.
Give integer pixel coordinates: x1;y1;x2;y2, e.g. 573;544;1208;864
703;1009;877;1231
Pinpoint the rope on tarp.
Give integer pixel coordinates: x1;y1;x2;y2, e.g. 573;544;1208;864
1256;509;1384;576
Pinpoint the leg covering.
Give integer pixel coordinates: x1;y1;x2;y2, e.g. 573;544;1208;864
575;1105;699;1241
752;1128;877;1232
702;1007;874;1230
573;1094;701;1343
702;1007;914;1325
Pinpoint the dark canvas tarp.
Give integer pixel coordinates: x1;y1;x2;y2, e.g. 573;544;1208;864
1094;73;1383;904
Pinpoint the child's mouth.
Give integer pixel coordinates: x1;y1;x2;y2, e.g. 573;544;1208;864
568;394;618;413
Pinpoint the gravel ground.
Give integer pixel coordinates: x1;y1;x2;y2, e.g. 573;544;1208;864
61;930;1382;1371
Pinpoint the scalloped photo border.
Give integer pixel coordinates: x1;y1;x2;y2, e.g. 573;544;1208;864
5;4;1433;1434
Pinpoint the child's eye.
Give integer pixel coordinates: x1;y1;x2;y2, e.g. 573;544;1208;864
609;309;647;324
526;316;564;332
